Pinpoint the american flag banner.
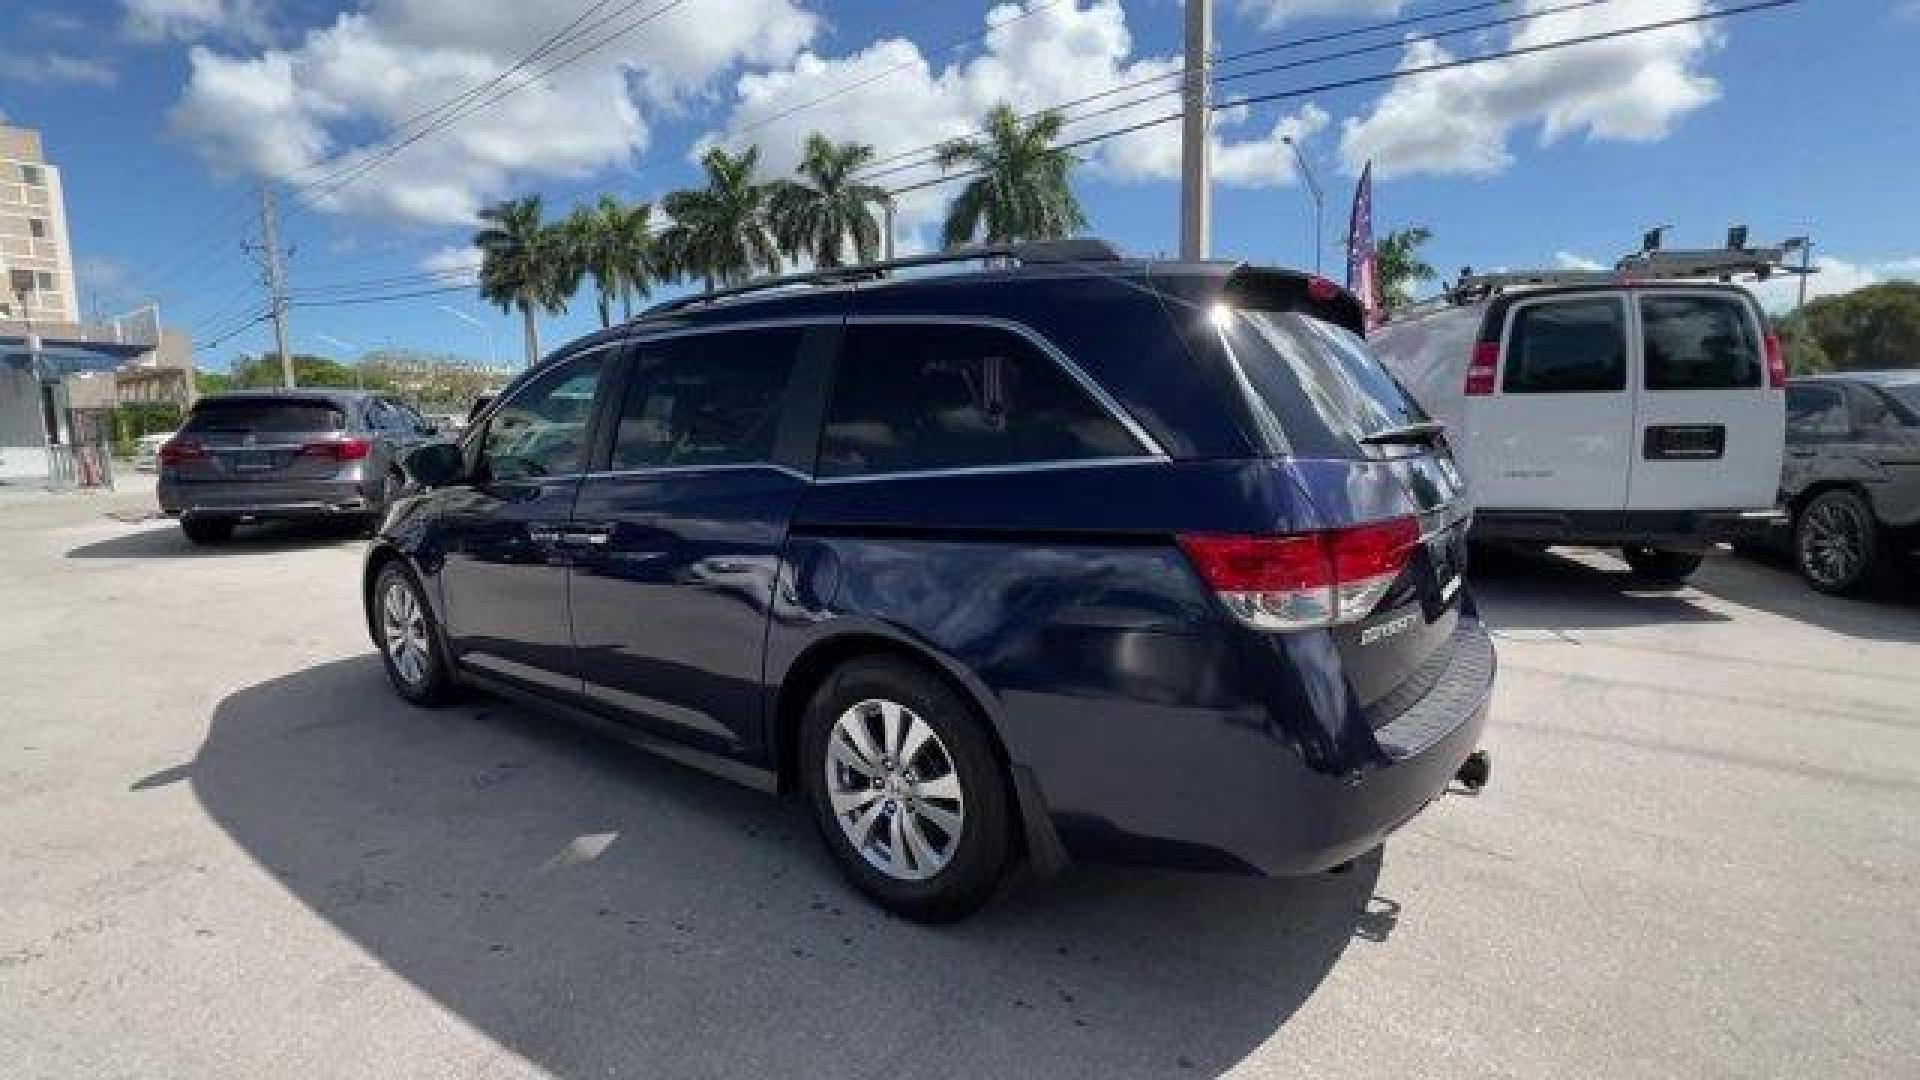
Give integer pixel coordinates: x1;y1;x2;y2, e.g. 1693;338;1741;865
1346;161;1380;330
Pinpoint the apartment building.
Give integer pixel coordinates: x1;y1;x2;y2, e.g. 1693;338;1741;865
0;123;192;485
0;124;79;323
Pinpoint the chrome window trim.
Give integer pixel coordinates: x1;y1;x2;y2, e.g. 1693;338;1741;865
812;455;1165;486
843;314;1168;460
583;462;811;483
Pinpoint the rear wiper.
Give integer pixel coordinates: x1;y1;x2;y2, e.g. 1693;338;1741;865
1359;421;1447;446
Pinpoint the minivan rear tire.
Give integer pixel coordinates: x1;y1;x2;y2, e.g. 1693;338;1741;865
800;656;1014;923
1621;546;1704;586
372;561;458;707
181;517;235;545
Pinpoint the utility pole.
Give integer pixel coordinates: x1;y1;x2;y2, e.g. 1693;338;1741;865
1282;136;1324;274
249;184;295;388
1787;235;1813;311
1179;0;1212;260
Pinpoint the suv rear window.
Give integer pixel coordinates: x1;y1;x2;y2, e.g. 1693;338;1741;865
1222;309;1427;453
1641;294;1761;389
1503;297;1627;393
819;323;1140;478
183;399;346;434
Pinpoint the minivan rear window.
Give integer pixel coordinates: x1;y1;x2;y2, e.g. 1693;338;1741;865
1220;309;1428;453
1641;294;1761;390
183;399;345;434
1503;297;1627;394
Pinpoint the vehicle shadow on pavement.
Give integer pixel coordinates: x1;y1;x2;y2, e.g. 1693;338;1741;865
64;520;365;559
1688;549;1920;643
166;656;1381;1079
1468;545;1732;632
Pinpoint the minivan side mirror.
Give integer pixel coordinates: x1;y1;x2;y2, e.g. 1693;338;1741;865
403;441;466;488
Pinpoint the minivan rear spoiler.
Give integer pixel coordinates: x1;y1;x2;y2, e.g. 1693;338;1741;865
1222;266;1368;337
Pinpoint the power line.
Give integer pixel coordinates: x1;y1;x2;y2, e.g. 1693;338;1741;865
289;281;479;308
857;0;1615;186
885;0;1799;198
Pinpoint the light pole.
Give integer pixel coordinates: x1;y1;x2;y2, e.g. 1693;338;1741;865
438;304;495;366
1783;235;1813;311
1281;135;1325;275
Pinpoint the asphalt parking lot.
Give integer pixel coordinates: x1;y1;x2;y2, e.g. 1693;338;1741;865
2;484;1915;1079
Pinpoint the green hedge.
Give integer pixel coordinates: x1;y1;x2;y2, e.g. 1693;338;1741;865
111;402;187;457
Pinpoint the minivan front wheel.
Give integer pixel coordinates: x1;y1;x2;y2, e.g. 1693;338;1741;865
373;561;455;706
800;657;1012;922
1621;546;1704;587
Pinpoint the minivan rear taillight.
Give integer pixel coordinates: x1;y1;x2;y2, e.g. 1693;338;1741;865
299;437;372;461
158;438;206;466
1178;516;1421;631
1465;341;1499;396
1763;332;1787;389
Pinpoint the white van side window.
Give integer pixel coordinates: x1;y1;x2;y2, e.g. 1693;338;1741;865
1503;297;1627;394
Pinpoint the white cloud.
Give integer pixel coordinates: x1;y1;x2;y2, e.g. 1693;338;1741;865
1239;1;1406;30
707;1;1325;244
1555;251;1605;271
1749;256;1920;313
0;53;118;88
167;0;817;226
122;0;272;45
1340;0;1721;178
421;245;484;279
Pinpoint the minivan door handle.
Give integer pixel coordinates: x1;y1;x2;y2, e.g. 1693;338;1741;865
558;524;614;547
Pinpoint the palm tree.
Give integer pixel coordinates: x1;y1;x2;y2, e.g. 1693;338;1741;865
936;104;1086;249
567;196;629;329
475;196;569;365
768;133;892;268
1376;226;1436;310
610;199;657;320
658;146;781;292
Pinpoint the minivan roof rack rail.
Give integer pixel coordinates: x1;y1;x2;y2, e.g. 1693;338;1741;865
1440;240;1811;305
639;237;1123;317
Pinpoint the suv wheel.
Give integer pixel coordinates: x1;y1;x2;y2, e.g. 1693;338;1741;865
1621;546;1704;587
373;561;456;706
1795;489;1883;596
181;517;234;545
800;657;1013;923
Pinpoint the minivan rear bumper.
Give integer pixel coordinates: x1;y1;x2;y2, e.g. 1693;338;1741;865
1037;617;1494;877
1474;507;1785;547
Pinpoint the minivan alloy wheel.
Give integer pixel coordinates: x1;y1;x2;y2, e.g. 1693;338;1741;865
825;698;965;881
381;577;432;686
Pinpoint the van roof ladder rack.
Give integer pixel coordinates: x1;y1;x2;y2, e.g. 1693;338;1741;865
1444;238;1814;304
639;237;1123;318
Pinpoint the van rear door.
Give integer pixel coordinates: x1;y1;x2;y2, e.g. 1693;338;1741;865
1472;292;1635;511
1626;289;1784;512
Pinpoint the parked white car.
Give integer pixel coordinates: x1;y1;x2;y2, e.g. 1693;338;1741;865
131;431;176;472
1372;274;1786;584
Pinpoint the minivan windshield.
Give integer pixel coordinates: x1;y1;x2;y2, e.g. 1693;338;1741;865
1223;308;1430;456
184;399;346;434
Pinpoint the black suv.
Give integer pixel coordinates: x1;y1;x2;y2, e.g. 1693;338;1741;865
364;240;1494;920
1773;373;1920;592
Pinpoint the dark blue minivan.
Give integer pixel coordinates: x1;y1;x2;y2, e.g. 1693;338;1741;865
365;240;1493;921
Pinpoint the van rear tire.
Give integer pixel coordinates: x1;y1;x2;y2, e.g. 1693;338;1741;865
1621;546;1703;587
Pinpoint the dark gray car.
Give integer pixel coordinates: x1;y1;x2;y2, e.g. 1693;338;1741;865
157;389;436;544
1770;372;1920;593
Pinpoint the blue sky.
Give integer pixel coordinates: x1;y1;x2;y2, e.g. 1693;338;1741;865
3;0;1917;370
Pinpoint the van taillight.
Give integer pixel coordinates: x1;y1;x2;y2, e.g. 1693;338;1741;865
1465;341;1499;396
158;438;206;466
1763;332;1787;388
1178;516;1421;631
299;437;372;461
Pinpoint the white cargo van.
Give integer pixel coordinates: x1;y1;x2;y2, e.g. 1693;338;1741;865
1372;265;1787;584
